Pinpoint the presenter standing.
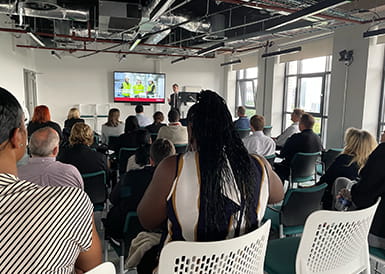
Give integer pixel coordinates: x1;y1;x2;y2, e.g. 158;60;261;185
168;83;181;113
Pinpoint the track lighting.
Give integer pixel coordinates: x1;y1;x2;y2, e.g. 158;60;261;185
262;47;302;58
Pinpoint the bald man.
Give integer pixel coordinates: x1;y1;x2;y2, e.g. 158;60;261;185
18;127;84;189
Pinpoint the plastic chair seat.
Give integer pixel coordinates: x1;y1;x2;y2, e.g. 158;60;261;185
265;237;300;274
370;246;385;260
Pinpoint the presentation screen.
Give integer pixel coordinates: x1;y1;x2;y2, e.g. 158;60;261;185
113;71;166;103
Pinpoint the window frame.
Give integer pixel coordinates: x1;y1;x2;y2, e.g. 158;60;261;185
235;67;258;116
377;52;385;141
282;56;332;143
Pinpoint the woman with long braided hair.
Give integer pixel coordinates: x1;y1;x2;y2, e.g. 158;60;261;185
137;90;283;270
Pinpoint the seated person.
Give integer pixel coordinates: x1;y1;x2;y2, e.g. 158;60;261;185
0;87;102;272
101;108;125;145
118;116;150;152
27;105;63;141
274;113;323;181
63;107;84;141
145;111;166;135
137;90;284;273
243;115;276;156
105;139;175;239
338;131;385;249
58;122;108;175
135;105;152;128
274;108;303;149
157;109;188;145
234;106;250;130
18;127;84;189
317;128;376;209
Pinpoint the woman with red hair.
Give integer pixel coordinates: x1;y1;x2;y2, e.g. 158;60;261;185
27;105;62;140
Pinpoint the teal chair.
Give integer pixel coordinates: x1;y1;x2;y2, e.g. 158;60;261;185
264;183;327;238
370;246;385;274
264;154;276;166
264;199;380;274
235;128;251;139
289;152;321;188
81;170;107;212
174;143;188;154
263;125;273;137
118;147;137;175
317;148;343;175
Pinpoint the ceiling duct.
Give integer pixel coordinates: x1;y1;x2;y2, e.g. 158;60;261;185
17;0;89;22
99;0;141;33
144;0;177;22
0;1;16;14
203;14;227;41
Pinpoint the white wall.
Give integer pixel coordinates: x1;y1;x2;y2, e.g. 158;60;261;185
33;50;225;130
0;32;35;106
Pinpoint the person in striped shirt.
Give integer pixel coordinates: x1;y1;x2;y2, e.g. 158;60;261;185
0;87;102;273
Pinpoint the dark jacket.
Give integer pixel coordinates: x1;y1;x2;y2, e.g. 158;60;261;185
351;143;385;239
118;129;150;151
318;154;359;209
280;129;323;165
27;121;63;140
57;143;107;174
145;123;166;134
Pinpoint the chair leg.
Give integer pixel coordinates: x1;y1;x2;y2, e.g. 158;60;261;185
104;240;109;262
279;224;284;239
119;255;125;274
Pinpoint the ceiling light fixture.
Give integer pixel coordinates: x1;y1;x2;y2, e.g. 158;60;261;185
28;32;45;47
363;28;385;39
171;56;187;64
261;46;302;58
51;51;61;60
266;0;352;31
196;42;225;56
220;59;241;66
129;35;142;51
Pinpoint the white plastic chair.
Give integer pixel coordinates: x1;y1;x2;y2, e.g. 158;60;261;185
158;220;271;274
84;262;116;274
265;199;380;274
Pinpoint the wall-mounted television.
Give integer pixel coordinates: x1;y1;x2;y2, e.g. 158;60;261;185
113;71;166;103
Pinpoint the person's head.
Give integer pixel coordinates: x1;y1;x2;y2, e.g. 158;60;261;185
148;80;154;85
299;113;315;131
124;116;139;133
237;106;246;117
69;122;94;146
153;111;164;124
136;80;142;85
343;127;377;169
250;115;265;132
106;108;121;127
135;105;144;114
0;87;27;163
67;107;80;120
29;127;59;157
168;109;180;123
186;90;258;233
291;108;304;123
31;105;51;123
150;138;175;166
172;83;179;93
125;77;129;83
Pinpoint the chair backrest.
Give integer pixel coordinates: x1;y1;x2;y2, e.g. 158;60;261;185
281;183;327;227
85;262;116;274
295;199;380;274
236;128;251;139
263;126;272;137
174;144;188;154
122;211;144;256
264;154;276;166
118;147;137;174
290;152;321;182
322;148;343;171
158;220;271;274
81;170;107;204
150;132;158;142
108;135;120;151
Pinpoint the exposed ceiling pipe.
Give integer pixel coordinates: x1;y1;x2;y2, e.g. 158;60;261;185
16;44;216;59
216;0;363;24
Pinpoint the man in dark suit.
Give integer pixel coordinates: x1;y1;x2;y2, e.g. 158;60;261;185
168;83;181;112
274;113;322;181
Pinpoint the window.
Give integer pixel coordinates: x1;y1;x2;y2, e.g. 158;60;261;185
236;67;258;117
378;58;385;140
283;56;332;143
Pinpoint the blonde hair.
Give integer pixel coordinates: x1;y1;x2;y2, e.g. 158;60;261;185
67;107;80;119
69;122;94;146
343;127;377;169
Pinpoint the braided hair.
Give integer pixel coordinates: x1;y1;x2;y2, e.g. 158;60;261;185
187;90;258;238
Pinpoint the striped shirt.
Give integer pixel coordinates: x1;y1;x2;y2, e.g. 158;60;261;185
164;151;269;244
0;173;93;273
